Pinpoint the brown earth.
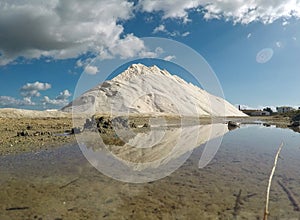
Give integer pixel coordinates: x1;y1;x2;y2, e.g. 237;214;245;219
0;117;75;155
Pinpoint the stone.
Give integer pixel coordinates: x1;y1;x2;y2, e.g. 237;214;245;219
288;121;300;127
292;114;300;122
71;127;81;134
17;130;29;137
130;122;137;128
228;121;240;127
142;123;149;128
34;131;41;136
84;118;95;130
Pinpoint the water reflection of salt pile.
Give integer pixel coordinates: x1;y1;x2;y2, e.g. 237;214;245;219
79;123;229;183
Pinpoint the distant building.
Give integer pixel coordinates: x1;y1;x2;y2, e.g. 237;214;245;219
252;111;271;116
242;110;271;116
276;106;294;114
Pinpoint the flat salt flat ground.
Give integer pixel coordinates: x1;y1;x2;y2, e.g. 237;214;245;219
1;123;300;219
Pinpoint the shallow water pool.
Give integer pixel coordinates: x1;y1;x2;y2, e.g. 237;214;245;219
1;124;300;219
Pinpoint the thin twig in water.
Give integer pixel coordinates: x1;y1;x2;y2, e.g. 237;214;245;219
59;177;80;189
6;207;29;211
263;142;284;220
233;189;242;218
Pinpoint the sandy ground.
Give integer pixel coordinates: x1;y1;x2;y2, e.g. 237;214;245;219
0;117;75;155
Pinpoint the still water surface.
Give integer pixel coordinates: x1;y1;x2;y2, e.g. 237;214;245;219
1;124;300;219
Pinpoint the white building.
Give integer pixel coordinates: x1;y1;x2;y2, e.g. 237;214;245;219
276;106;294;114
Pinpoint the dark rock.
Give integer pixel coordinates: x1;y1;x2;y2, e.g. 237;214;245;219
39;131;52;136
71;127;81;134
291;126;300;133
228;121;240;131
263;123;271;127
142;123;149;128
288;121;300;127
292;114;300;122
228;121;240;127
130;122;137;128
26;125;32;130
96;116;135;130
103;120;112;129
98;116;104;124
17;130;29;137
98;128;106;134
84;118;95;130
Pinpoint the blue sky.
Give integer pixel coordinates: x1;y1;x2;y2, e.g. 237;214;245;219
0;0;300;110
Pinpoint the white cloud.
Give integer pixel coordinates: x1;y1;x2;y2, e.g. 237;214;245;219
42;89;72;106
1;0;299;66
56;90;71;100
85;65;99;75
20;81;51;97
182;31;190;37
42;96;68;106
23;97;35;106
0;86;71;108
0;0;147;65
76;59;84;68
138;46;164;58
282;20;290;26
235;104;250;110
139;0;300;24
0;96;35;107
293;36;297;41
75;57;93;69
108;34;148;59
153;24;167;34
164;55;176;61
153;25;190;38
139;0;200;22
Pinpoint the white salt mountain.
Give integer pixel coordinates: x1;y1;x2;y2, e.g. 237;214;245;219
63;64;246;117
